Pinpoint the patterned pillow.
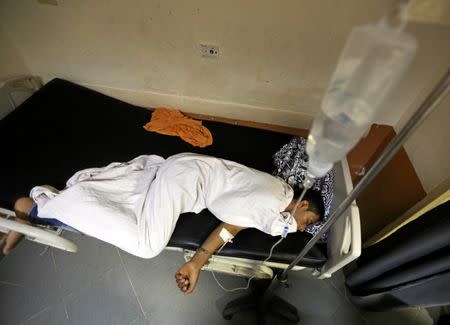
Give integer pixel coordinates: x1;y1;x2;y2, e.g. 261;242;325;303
272;137;335;242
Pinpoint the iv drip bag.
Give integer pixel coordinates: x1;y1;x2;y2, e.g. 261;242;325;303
306;15;417;178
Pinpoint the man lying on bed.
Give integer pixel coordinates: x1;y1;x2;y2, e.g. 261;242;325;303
1;153;324;294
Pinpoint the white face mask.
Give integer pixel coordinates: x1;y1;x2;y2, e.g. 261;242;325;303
281;211;294;222
268;212;297;237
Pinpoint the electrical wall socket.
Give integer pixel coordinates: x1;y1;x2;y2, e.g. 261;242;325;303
200;44;219;58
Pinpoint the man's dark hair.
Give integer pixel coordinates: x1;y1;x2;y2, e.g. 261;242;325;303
293;187;325;221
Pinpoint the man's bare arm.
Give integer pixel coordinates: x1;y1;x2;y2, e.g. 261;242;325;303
175;222;246;294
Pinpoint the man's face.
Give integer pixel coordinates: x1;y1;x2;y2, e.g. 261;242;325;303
294;205;320;232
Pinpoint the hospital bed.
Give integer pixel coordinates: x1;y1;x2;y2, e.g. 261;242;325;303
0;76;360;280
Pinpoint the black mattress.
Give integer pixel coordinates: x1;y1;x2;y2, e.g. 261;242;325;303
0;78;326;267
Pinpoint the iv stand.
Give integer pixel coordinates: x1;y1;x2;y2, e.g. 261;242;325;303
259;68;450;322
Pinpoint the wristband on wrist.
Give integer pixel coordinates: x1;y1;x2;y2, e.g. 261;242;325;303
196;247;212;255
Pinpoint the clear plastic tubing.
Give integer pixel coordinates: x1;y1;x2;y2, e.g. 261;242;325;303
306;19;417;179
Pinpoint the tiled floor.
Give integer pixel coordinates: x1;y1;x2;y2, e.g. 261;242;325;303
0;232;432;325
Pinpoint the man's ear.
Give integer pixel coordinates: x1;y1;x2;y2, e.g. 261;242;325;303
300;200;309;210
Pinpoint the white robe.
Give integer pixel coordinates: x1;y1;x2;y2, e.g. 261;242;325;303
31;153;296;258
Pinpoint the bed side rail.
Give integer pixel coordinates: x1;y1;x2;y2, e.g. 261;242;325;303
0;207;78;253
316;159;362;279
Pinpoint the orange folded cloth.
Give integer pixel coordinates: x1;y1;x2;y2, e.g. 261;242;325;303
143;108;213;148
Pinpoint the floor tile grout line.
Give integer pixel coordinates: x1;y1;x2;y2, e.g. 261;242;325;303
128;315;146;325
288;273;343;319
60;264;121;304
327;283;369;325
117;248;148;321
53;253;122;303
41;263;125;324
128;317;138;325
62;301;70;322
341;286;369;323
50;243;123;320
19;305;52;325
0;280;24;288
14;247;66;325
2;244;67;325
326;278;346;298
323;278;350;318
325;277;368;324
50;248;58;271
51;248;71;321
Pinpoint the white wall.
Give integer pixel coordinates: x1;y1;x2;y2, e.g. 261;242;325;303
385;22;450;130
392;20;450;194
0;0;449;129
0;25;31;118
399;92;450;193
0;26;30;79
0;0;367;129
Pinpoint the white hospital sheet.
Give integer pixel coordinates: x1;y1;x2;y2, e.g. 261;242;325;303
31;153;295;258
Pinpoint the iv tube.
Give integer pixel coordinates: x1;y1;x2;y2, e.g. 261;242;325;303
291;175;315;220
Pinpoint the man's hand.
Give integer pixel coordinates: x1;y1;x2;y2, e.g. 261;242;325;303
174;223;246;295
175;261;200;295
